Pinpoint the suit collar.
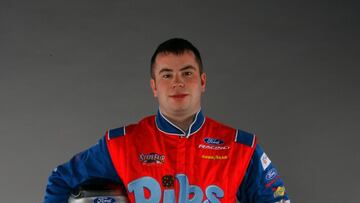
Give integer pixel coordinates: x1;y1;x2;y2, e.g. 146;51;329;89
155;109;205;137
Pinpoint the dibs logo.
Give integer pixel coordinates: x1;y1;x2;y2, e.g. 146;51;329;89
128;174;224;203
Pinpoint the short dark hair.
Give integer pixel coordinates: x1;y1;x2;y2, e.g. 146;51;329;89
150;38;203;79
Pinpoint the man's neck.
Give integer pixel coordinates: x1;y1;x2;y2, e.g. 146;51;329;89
160;110;198;132
166;115;195;133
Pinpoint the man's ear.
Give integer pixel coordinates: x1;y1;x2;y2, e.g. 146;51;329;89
200;73;206;92
150;79;157;97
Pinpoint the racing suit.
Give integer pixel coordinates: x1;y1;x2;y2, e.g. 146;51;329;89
44;110;290;203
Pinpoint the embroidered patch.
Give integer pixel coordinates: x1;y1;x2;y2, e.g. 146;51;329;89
265;168;278;181
273;186;286;198
162;175;175;187
198;144;230;150
260;153;271;170
203;137;224;145
139;153;165;165
201;155;228;160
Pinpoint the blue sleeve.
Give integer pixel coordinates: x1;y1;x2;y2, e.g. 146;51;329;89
237;144;290;203
44;136;120;203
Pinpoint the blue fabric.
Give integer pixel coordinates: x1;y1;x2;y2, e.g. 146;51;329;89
44;137;120;203
235;129;255;147
108;126;125;139
237;145;290;203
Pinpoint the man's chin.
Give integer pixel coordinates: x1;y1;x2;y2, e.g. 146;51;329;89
170;107;199;117
163;106;187;115
171;108;188;114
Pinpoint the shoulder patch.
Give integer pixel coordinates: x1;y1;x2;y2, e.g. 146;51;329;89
107;126;126;140
235;129;256;147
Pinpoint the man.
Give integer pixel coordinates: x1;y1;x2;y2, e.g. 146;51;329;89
44;38;290;203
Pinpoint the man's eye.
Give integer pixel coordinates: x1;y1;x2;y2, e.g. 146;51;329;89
162;74;171;79
184;72;193;76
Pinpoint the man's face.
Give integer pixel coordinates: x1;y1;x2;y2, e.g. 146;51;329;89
150;51;206;118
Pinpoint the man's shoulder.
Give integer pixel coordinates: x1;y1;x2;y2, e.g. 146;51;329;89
205;116;235;131
205;117;253;134
106;115;156;140
205;117;256;147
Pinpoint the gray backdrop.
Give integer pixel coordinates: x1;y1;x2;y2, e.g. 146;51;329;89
1;0;359;202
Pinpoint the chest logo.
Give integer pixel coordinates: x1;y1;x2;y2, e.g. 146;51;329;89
204;137;224;145
139;153;165;164
198;144;230;150
128;174;224;203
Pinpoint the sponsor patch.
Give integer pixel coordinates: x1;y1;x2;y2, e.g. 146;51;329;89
265;168;278;181
204;137;224;145
162;175;175;187
265;176;280;188
93;197;116;203
273;186;286;198
139;153;165;164
198;144;230;150
201;155;228;160
260;153;271;170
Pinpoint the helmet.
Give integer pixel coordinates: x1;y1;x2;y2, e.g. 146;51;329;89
68;178;129;203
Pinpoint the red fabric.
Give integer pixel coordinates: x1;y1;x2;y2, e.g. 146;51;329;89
106;116;256;202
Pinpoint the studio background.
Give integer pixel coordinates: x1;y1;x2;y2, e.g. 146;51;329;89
0;0;359;202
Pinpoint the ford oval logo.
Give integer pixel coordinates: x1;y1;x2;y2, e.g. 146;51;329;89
93;197;116;203
265;168;278;181
204;138;224;145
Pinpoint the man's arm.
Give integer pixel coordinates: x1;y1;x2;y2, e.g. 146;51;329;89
237;145;290;203
44;136;120;203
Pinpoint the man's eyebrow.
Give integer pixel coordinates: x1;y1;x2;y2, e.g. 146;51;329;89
180;65;196;71
158;68;173;74
158;65;196;74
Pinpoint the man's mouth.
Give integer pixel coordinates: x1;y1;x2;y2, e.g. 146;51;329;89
170;94;188;98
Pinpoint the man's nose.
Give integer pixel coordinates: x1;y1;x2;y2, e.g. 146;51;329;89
172;75;184;88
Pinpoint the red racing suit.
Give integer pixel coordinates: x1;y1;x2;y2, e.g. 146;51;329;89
44;110;290;203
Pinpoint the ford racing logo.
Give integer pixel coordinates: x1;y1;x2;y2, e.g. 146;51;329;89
93;197;116;203
204;137;224;145
265;168;278;181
